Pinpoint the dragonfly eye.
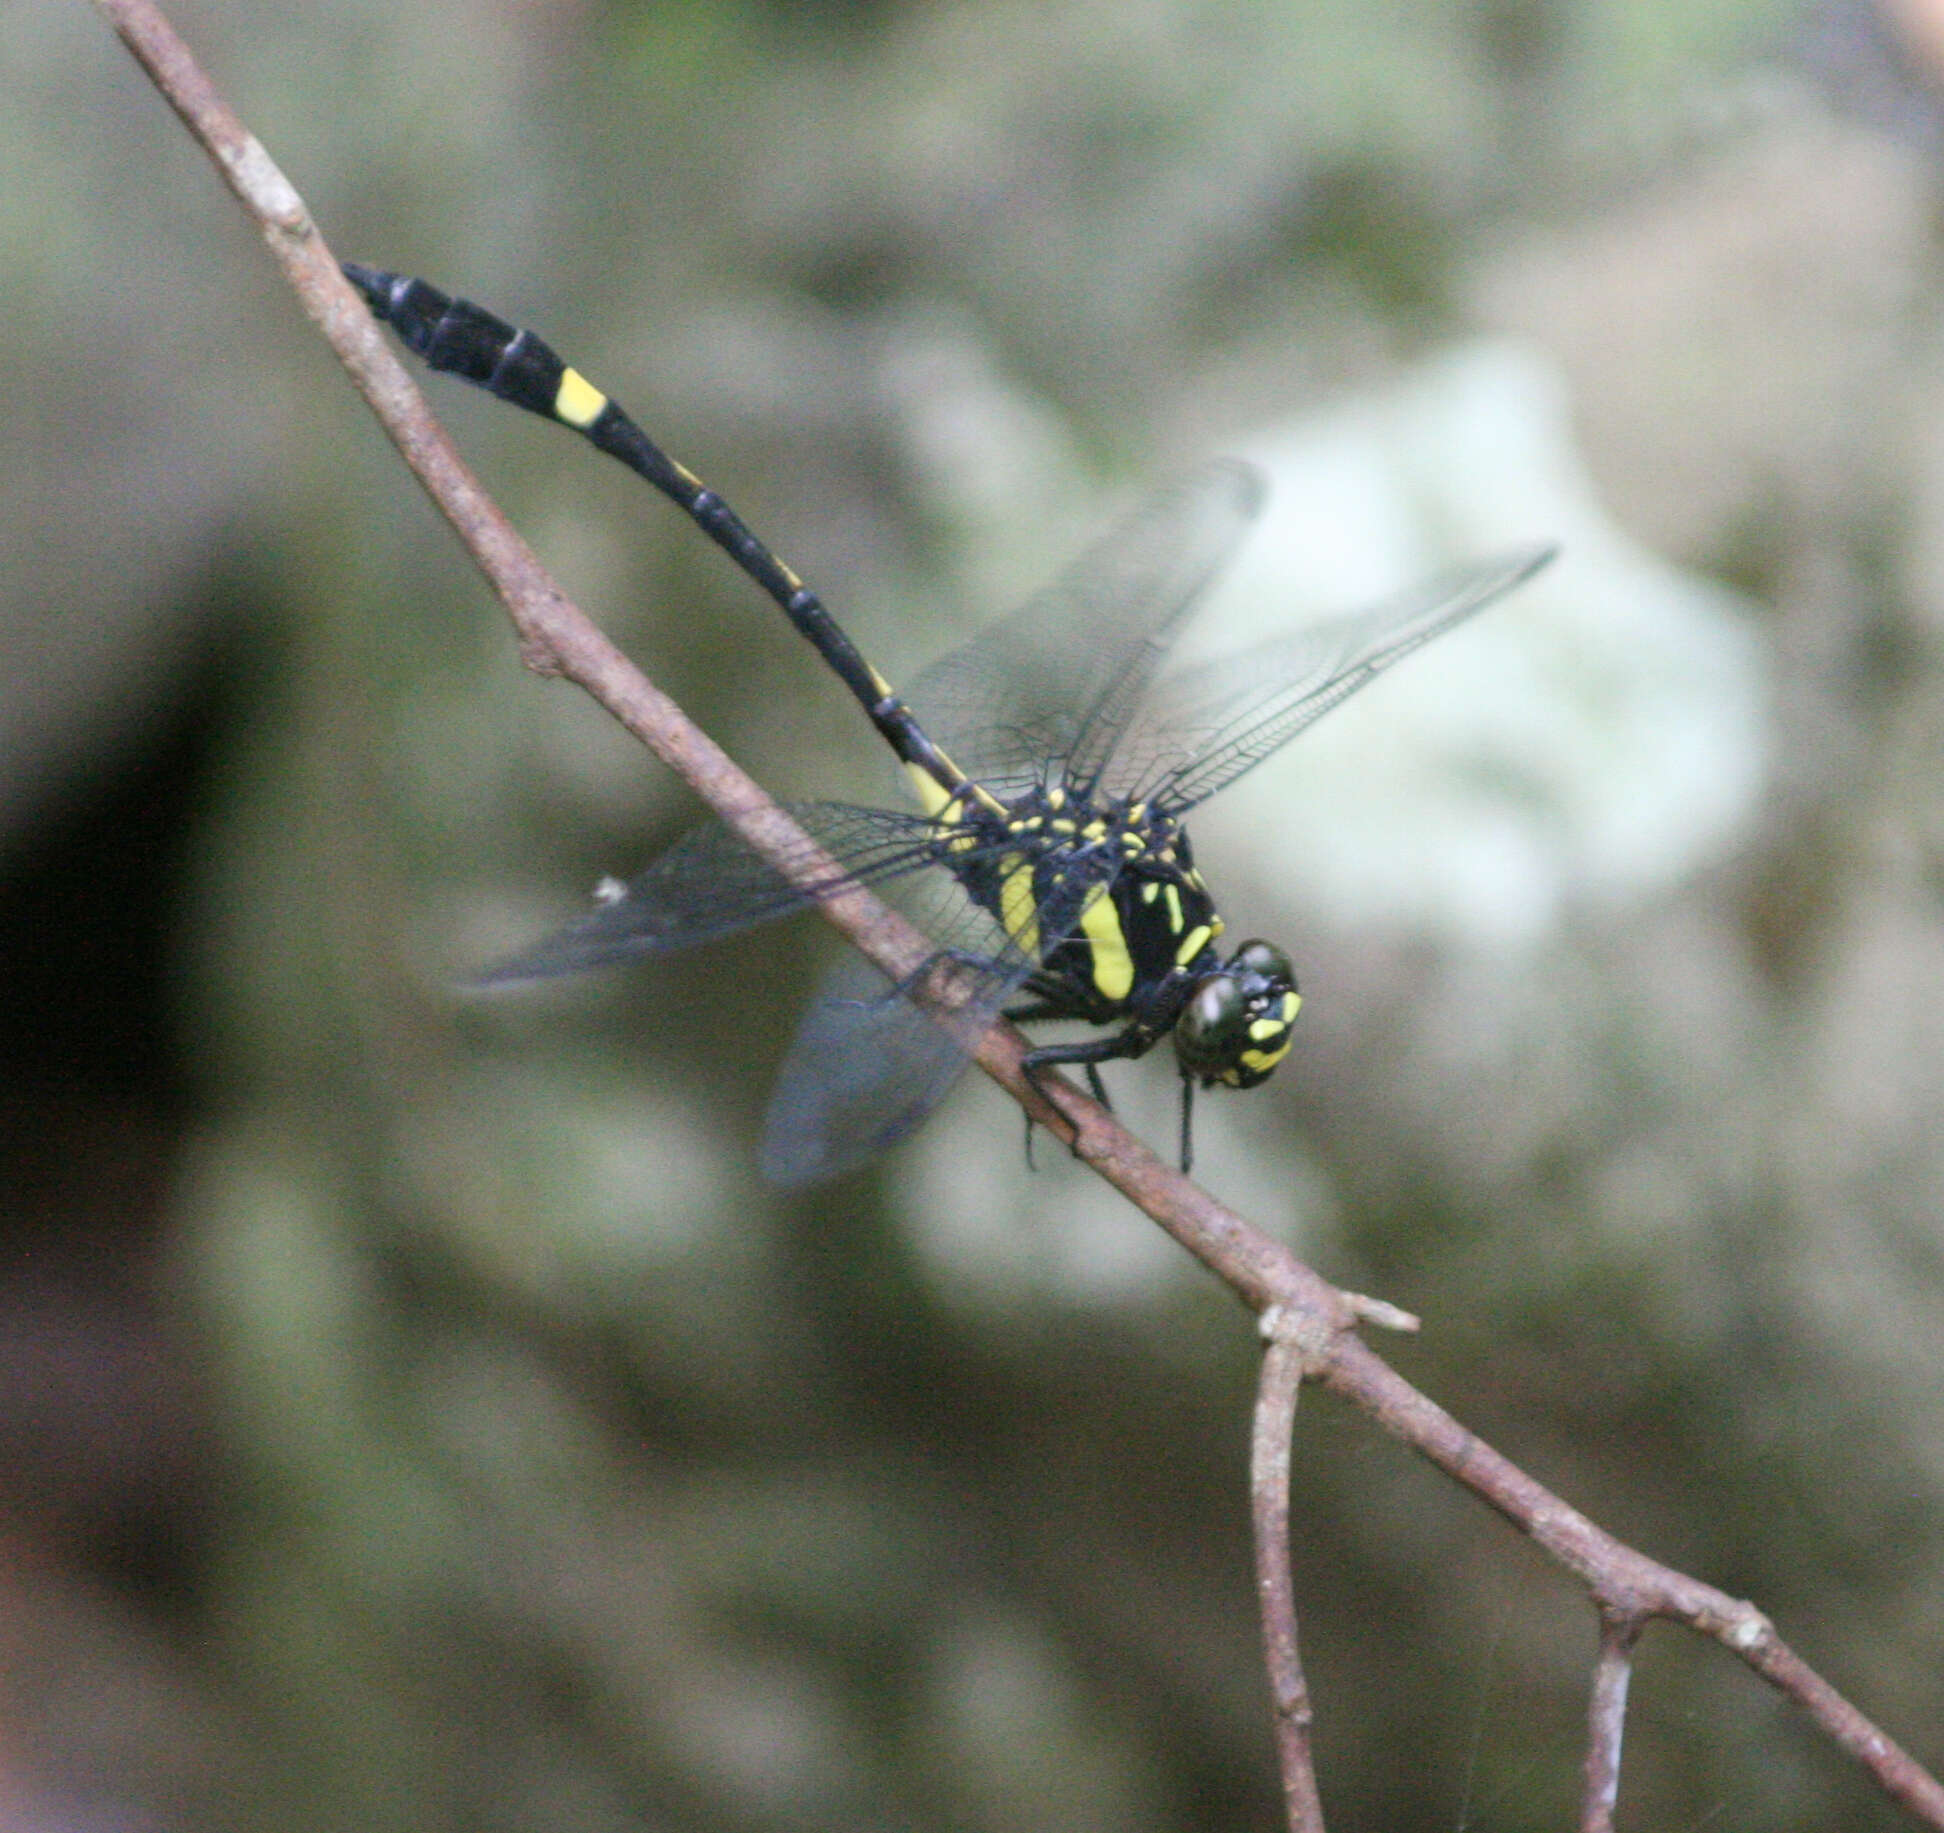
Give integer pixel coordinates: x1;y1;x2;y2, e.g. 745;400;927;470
1174;939;1301;1088
1230;938;1294;986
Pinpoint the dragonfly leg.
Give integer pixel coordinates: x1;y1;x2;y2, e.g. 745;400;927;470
1002;997;1069;1023
1017;1059;1114;1171
1019;1027;1155;1156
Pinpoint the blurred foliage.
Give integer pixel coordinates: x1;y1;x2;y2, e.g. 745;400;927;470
6;0;1944;1828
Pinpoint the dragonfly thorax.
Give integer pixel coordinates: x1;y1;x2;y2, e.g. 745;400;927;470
950;779;1303;1095
941;782;1230;1029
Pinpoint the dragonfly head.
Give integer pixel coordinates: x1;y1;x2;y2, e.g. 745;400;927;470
1174;940;1300;1089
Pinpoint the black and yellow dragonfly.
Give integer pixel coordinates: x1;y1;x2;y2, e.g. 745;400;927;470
346;264;1552;1185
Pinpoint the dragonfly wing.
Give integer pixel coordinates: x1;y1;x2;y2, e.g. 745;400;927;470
472;803;942;984
903;461;1265;796
761;835;1134;1185
1112;545;1556;810
759;946;1028;1186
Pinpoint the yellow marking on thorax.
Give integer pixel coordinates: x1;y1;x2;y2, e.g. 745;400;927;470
553;367;608;429
1000;857;1041;957
1162;884;1184;934
1079;884;1134;1001
1175;922;1213;967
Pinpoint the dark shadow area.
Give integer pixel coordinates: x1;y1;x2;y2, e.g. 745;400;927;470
0;633;243;1608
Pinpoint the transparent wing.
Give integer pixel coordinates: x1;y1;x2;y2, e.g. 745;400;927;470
903;461;1265;797
758;824;1118;1187
472;802;945;984
760;946;1028;1186
1111;545;1556;810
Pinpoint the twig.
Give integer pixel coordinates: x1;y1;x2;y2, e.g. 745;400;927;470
1253;1313;1327;1833
1580;1612;1640;1833
1340;1289;1420;1334
1316;1335;1944;1823
87;2;1944;1823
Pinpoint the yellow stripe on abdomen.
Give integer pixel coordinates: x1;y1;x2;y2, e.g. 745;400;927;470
553;366;608;429
906;761;952;818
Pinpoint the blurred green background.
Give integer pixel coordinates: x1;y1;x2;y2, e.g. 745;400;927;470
7;0;1944;1826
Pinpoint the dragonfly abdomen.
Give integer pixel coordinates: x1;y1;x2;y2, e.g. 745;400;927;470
342;263;972;807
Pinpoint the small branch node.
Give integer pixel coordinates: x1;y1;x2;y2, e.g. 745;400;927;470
229;134;309;231
1257;1299;1348;1378
518;635;567;678
1339;1289;1421;1334
1723;1605;1773;1653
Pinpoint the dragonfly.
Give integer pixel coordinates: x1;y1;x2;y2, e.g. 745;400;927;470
346;263;1553;1185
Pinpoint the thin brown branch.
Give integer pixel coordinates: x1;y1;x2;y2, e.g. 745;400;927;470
89;3;1944;1824
1580;1612;1640;1833
1318;1336;1944;1824
1253;1317;1327;1833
